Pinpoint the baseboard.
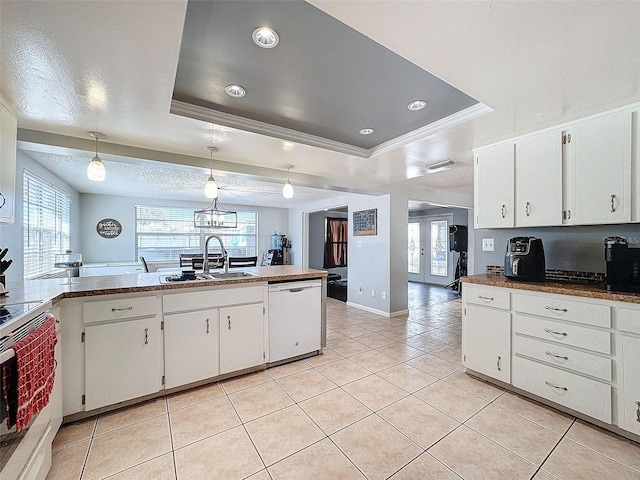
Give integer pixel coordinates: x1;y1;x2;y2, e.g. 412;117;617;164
345;302;408;318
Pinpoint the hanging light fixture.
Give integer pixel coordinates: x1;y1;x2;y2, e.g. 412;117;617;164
87;131;106;181
194;196;238;229
204;146;219;199
282;164;294;199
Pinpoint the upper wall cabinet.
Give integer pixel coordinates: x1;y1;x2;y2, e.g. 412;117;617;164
563;111;632;225
515;130;563;227
474;106;636;229
0;100;17;224
474;143;514;229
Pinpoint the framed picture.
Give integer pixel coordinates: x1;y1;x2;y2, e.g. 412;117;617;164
353;208;377;236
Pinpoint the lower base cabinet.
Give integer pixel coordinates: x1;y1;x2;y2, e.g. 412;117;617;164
463;304;511;383
85;317;163;410
617;334;640;435
219;303;264;374
164;309;219;389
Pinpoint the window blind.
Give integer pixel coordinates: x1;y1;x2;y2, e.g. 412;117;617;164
135;206;257;261
23;170;71;279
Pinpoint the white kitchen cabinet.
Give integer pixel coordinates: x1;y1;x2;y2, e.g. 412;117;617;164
474;142;514;228
85;317;163;410
617;334;640;435
164;309;219;389
219;303;265;374
515;130;563;226
0;99;17;224
563;111;632;225
463;304;511;383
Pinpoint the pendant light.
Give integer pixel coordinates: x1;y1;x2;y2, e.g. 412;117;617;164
204;146;219;199
282;164;294;199
87;132;106;181
194;197;238;229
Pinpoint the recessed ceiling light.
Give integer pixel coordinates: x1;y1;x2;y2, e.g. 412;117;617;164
359;128;375;135
407;100;427;111
252;27;279;48
225;84;246;98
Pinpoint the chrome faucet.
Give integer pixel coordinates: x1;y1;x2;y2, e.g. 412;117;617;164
203;235;229;273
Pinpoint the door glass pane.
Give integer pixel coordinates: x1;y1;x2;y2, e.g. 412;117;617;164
408;222;420;273
430;220;448;276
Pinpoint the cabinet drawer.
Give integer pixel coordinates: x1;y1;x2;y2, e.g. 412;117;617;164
513;335;611;381
83;295;157;324
616;307;640;335
513;314;610;354
512;356;611;423
464;285;510;310
512;293;610;328
163;285;264;313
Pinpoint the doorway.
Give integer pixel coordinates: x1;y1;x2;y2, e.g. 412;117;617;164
408;213;455;286
308;207;348;301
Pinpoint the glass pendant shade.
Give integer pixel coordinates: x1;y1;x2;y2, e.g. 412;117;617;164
204;175;218;198
282;180;294;199
87;155;106;181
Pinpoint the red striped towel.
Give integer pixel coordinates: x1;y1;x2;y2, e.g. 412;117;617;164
2;315;57;432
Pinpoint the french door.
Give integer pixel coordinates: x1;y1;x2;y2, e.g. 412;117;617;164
408;214;454;286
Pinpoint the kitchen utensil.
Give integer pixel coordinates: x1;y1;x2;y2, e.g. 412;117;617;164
0;259;12;274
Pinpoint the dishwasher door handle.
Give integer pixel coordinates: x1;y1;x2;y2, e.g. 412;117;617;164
284;286;315;293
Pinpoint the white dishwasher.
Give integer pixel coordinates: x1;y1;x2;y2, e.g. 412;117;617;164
268;280;322;363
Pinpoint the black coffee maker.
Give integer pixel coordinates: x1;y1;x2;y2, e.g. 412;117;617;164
604;237;640;293
504;237;546;281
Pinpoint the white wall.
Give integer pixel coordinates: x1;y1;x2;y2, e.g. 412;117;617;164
79;193;289;263
289;192;405;316
0;151;81;283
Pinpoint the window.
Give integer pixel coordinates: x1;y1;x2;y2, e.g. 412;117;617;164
323;217;348;268
135;205;257;260
23;170;71;279
430;219;448;276
408;221;420;273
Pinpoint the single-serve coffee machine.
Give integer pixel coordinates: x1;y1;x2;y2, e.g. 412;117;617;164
604;236;640;293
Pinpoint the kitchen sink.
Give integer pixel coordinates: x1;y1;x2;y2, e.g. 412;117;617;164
160;271;260;283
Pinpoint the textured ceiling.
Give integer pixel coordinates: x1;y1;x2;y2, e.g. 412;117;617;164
23;150;344;208
173;1;478;152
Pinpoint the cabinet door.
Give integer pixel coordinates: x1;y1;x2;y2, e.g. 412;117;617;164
515;130;563;226
617;335;640;435
474;143;514;228
219;303;264;374
0;101;17;224
463;305;511;383
85;317;163;410
164;309;219;389
564;111;632;225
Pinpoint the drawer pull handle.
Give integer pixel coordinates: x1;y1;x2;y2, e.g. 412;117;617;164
636;401;640;423
478;295;494;302
545;381;567;391
497;356;501;371
544;328;567;336
144;328;149;345
525;202;531;216
610;194;617;213
206;318;210;334
501;204;506;218
112;306;133;312
544;306;567;313
545;351;568;361
227;315;231;330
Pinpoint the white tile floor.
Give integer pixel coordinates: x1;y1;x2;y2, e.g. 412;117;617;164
48;295;640;480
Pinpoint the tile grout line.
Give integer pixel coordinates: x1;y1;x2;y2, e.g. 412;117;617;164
529;417;577;479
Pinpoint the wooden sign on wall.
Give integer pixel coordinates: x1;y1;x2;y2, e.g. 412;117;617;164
96;218;122;238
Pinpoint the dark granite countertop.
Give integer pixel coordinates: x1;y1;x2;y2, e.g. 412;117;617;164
2;266;327;307
462;273;640;305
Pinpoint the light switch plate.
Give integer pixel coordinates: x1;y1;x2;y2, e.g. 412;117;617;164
482;238;495;252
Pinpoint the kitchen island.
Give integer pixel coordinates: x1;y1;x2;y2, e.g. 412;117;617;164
461;273;640;443
4;266;327;422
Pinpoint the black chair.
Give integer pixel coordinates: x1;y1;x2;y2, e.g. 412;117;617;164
228;256;258;268
140;256;150;273
180;253;224;270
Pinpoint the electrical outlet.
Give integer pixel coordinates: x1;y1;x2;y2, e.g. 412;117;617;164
482;238;495;252
357;286;363;294
371;289;376;297
381;291;387;300
357;240;362;247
